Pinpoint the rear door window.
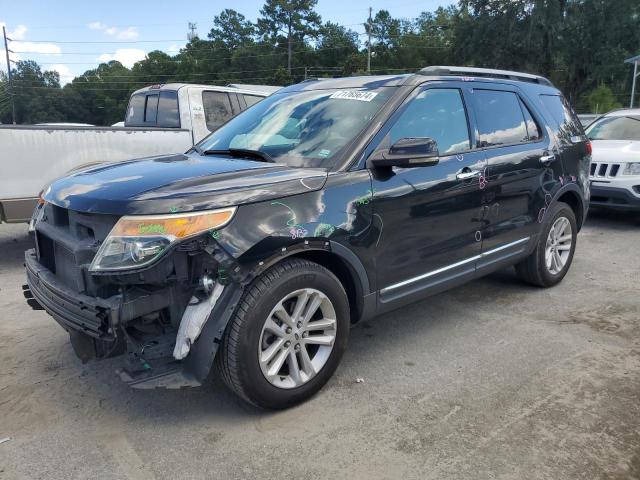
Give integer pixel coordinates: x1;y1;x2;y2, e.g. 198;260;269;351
156;91;180;128
473;90;529;147
387;88;471;154
202;91;234;131
520;99;542;141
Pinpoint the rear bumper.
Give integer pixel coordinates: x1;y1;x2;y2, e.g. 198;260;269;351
589;184;640;211
25;249;121;339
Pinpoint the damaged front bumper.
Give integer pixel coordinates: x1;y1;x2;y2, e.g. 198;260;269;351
24;248;242;389
26;249;121;340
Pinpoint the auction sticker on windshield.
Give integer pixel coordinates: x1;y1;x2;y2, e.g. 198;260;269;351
330;90;378;102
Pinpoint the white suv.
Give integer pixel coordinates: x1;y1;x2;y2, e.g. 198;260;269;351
586;109;640;211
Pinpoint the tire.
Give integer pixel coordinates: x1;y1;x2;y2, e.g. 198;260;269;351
216;258;350;409
515;202;577;288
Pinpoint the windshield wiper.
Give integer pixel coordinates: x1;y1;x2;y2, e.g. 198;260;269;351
191;144;204;155
203;148;275;163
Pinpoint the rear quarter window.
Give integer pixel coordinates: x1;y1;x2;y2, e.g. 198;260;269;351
538;94;583;140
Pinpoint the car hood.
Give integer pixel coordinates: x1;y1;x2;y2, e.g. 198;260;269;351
42;153;328;215
591;140;640;163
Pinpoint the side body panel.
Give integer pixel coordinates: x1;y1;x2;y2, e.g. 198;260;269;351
215;170;377;293
535;92;591;222
363;81;487;307
466;83;559;266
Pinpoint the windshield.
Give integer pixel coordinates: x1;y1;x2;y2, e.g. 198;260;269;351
586;115;640;141
198;87;394;168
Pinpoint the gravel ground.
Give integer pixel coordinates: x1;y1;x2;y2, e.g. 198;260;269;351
0;210;639;480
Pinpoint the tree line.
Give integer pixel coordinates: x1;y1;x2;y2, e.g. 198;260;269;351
1;0;638;125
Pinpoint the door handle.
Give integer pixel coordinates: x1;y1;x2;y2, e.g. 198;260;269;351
540;154;556;165
456;169;481;180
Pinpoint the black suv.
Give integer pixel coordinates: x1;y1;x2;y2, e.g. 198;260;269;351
25;67;590;409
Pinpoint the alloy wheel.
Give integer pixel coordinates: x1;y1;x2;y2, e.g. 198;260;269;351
545;216;573;275
258;288;337;389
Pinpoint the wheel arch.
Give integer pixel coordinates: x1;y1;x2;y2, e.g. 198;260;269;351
288;251;361;324
555;186;585;231
267;241;372;325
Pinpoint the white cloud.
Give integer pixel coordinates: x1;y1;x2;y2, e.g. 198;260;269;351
166;43;186;55
9;24;27;40
49;64;75;85
98;48;147;68
11;41;61;54
116;27;138;40
88;22;139;40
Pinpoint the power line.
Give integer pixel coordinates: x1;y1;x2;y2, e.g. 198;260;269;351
12;39;188;44
11;75;281;92
14;22;190;30
22;43;448;67
10;30;452;51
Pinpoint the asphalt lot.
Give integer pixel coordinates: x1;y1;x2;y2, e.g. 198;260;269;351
0;211;639;480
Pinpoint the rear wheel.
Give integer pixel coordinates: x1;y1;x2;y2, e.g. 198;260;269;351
217;258;349;409
515;202;577;287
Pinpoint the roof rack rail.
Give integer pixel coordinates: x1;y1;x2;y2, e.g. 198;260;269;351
418;66;553;87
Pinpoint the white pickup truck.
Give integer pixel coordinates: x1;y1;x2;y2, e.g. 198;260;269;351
0;83;280;222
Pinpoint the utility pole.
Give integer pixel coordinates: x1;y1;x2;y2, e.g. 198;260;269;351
2;25;16;124
304;66;308;80
631;60;638;108
187;22;198;42
367;7;372;74
624;55;640;108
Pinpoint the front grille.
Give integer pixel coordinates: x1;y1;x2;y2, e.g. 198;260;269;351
37;233;56;273
34;204;119;293
590;162;621;178
54;242;84;291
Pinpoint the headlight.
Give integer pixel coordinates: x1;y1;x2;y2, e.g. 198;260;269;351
623;163;640;176
89;207;236;272
28;192;47;233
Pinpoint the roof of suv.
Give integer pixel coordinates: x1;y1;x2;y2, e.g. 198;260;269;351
280;66;557;94
131;83;280;96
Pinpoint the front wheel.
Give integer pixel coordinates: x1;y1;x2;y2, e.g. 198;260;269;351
515;202;577;287
216;258;350;409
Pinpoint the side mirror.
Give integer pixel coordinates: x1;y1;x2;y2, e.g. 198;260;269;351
368;137;440;169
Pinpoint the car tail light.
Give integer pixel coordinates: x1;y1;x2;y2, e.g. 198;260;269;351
585;141;592;155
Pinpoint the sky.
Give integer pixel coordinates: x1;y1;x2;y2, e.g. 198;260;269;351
0;0;449;84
